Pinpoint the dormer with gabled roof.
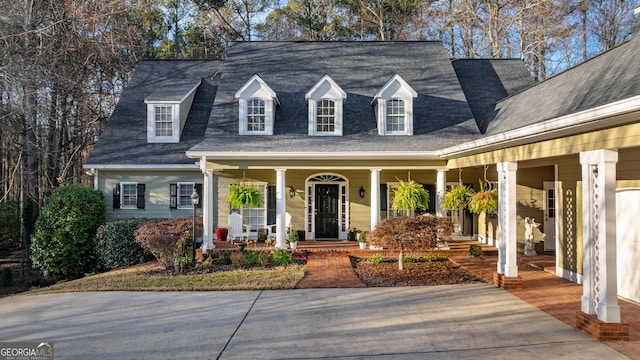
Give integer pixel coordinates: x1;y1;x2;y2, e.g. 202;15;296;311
235;74;279;135
144;80;201;143
305;74;347;136
372;74;417;136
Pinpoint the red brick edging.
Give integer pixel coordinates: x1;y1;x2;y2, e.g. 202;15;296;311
576;312;630;341
493;272;523;289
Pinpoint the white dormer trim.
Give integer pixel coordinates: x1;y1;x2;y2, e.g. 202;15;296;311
235;74;279;135
145;81;200;143
305;75;347;136
372;74;417;136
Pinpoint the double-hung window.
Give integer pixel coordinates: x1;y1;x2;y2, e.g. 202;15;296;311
316;99;336;133
247;98;266;132
113;182;145;210
170;182;202;209
155;105;173;137
239;183;268;236
386;99;405;133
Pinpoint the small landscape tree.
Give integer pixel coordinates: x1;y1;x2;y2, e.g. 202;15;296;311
368;215;453;270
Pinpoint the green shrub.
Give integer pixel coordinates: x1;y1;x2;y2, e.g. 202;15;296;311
403;255;416;263
470;244;483;258
271;250;294;266
134;217;202;269
246;250;271;266
367;254;384;264
30;184;106;280
230;252;247;269
216;251;232;265
1;267;12;286
425;253;439;261
95;219;153;270
0;200;20;250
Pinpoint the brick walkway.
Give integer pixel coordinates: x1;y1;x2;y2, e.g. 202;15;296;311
296;251;640;359
295;254;366;289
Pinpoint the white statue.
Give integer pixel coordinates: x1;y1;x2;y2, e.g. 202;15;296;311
523;217;539;256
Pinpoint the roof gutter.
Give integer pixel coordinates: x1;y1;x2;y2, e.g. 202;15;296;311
438;95;640;157
82;164;199;171
185;151;441;161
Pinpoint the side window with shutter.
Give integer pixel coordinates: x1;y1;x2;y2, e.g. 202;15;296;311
136;184;145;209
113;184;120;210
195;183;203;208
170;184;177;209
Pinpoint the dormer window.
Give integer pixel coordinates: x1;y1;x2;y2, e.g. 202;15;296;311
155;105;174;136
386;99;405;132
247;98;266;131
145;80;201;143
305;75;346;136
372;74;417;135
236;75;278;135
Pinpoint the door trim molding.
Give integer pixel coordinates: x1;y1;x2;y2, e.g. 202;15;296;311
305;173;349;240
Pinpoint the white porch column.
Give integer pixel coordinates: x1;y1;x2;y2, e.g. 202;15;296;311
436;169;448;217
497;162;518;277
370;169;381;230
580;149;620;323
201;169;214;250
275;169;287;249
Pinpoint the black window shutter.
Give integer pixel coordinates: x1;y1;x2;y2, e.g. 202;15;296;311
136;184;145;209
113;184;120;210
195;183;203;208
170;184;177;209
380;183;388;212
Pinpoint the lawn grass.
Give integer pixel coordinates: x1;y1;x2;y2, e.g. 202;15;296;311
27;262;305;294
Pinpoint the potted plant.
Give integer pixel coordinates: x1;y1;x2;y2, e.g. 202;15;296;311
468;188;498;214
288;229;299;250
215;227;228;241
441;184;474;211
347;227;357;241
391;179;429;214
228;183;263;209
358;231;367;250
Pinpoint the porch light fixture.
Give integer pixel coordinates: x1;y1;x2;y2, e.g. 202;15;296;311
289;186;296;198
359;186;366;199
190;189;200;266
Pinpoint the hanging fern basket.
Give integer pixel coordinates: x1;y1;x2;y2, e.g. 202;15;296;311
228;183;263;209
391;180;430;213
468;188;498;214
440;184;474;211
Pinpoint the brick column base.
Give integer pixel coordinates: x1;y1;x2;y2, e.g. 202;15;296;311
493;272;523;289
576;312;629;341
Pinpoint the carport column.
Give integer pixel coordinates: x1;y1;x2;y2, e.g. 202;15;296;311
275;169;287;249
497;162;518;278
436;169;448;217
579;149;621;323
202;169;214;250
370;169;381;230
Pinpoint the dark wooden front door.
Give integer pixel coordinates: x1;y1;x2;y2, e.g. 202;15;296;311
315;184;339;239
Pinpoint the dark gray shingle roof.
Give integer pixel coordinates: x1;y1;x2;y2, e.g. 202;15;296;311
485;36;640;135
189;41;482;153
85;60;223;166
452;59;533;133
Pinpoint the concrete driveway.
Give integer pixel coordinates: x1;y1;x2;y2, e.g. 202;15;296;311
0;284;627;359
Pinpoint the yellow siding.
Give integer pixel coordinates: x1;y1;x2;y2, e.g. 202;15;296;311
448;120;640;168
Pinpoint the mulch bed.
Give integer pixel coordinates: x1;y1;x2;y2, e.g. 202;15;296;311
350;256;485;287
